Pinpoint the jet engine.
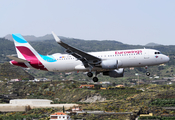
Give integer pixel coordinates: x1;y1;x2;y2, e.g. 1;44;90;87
103;68;124;78
101;59;122;69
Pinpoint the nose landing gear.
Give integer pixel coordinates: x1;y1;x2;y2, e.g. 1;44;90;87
146;72;150;76
145;66;150;76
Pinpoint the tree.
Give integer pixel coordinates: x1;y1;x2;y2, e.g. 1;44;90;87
63;106;65;113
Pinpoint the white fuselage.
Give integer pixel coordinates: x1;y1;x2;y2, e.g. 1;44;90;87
40;49;169;72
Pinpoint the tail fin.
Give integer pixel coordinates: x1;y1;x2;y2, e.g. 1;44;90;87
12;34;40;61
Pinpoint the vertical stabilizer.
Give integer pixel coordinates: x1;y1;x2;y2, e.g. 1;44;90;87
12;34;39;60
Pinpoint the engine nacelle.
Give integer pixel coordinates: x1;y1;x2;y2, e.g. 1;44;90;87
101;59;122;69
103;68;124;78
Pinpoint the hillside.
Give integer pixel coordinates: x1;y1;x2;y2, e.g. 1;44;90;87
145;42;162;46
1;81;175;119
0;62;34;80
5;34;55;41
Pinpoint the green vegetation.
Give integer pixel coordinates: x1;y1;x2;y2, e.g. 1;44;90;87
0;81;175;119
0;81;141;104
0;62;34;80
150;99;175;107
98;87;142;100
139;116;175;120
71;114;130;120
0;108;61;120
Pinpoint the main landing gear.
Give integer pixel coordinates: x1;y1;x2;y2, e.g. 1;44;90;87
93;77;98;82
87;72;99;82
87;72;93;77
145;66;150;76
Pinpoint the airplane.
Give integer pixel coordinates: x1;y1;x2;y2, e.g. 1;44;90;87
8;32;170;82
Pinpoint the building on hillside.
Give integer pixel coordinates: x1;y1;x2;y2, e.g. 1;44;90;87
100;81;111;84
151;80;168;85
10;99;53;105
10;79;20;82
79;85;94;88
129;67;134;70
65;72;72;75
100;87;107;90
154;76;160;79
167;82;172;85
0;99;78;112
159;64;165;66
140;113;153;117
163;77;175;80
72;106;82;112
116;85;125;88
34;78;51;82
50;112;71;120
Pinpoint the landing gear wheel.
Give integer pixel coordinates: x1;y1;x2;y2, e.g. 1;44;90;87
146;72;150;76
87;72;93;77
93;77;98;82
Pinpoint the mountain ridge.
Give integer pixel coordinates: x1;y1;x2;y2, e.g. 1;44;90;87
5;34;55;41
4;34;159;46
145;42;162;46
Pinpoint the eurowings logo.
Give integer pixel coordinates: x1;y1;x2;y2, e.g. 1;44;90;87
155;56;158;58
59;56;65;58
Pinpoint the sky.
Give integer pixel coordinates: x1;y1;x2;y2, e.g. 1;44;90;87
0;0;175;45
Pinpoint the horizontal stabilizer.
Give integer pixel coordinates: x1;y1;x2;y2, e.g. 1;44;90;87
7;55;29;63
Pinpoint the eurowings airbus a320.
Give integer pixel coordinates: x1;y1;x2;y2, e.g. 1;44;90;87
8;32;169;82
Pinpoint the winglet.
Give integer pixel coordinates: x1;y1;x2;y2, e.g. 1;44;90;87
52;31;61;43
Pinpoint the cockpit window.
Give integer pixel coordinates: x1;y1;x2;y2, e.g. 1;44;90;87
155;52;161;54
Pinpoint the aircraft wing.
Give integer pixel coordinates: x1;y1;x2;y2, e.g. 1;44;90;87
52;32;101;68
7;55;29;63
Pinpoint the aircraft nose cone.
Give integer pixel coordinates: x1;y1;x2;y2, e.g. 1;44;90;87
167;56;170;61
166;56;170;62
